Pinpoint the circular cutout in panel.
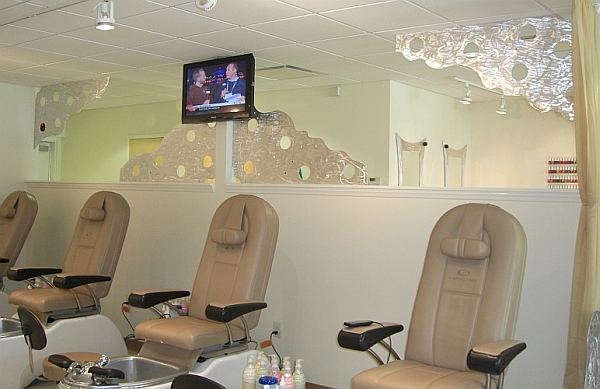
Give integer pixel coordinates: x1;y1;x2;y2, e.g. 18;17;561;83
519;23;537;40
511;63;528;81
67;96;74;106
155;155;164;167
207;122;217;128
463;42;479;58
299;165;311;180
409;37;424;53
553;41;572;59
187;130;196;142
39;97;46;107
203;155;213;168
244;160;255;174
53;92;60;101
176;165;186;178
566;86;574;103
132;165;141;177
342;164;356;179
280;135;292;150
54;117;61;128
248;118;259;132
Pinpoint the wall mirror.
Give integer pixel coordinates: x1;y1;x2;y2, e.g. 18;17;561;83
34;15;574;189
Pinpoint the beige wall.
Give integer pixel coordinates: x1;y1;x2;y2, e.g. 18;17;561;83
23;181;579;389
470;99;575;188
0;83;38;196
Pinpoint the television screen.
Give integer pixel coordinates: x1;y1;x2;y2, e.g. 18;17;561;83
182;53;255;124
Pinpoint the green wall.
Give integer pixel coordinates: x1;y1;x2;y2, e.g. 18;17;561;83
61;100;181;181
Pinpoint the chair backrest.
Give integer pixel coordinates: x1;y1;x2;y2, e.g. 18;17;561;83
187;194;279;330
405;203;527;372
0;191;38;278
61;191;130;299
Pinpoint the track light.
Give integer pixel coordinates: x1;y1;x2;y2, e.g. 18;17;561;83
95;0;114;31
460;84;472;105
196;0;218;11
496;95;507;114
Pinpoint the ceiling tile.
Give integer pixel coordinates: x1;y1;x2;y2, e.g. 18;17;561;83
61;0;166;19
177;0;309;26
302;58;382;75
254;44;341;66
249;14;363;43
64;25;174;48
88;49;178;68
322;1;448;33
0;45;76;65
15;63;95;79
0;70;60;86
49;57;133;73
133;39;233;61
119;7;234;38
185;27;293;52
21;34;121;57
279;0;397;13
0;25;52;45
12;9;92;33
409;0;546;22
305;34;394;58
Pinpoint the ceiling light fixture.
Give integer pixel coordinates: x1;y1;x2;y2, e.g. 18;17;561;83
196;0;218;11
95;0;115;31
496;95;508;115
460;83;472;105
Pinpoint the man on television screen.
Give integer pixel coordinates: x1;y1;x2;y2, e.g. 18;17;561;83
216;62;246;103
186;68;212;111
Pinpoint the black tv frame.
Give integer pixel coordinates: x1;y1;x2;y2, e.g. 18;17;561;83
181;53;255;124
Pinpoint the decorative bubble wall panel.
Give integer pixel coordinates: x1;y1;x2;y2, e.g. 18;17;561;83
396;17;573;120
120;111;367;185
34;77;110;147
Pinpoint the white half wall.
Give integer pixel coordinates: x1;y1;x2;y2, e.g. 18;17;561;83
23;181;579;389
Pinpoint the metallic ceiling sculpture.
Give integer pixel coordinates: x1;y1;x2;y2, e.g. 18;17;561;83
396;17;573;120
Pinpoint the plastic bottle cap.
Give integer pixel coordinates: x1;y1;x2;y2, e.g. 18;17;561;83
258;376;278;385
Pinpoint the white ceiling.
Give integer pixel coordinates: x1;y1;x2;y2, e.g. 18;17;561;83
0;0;573;109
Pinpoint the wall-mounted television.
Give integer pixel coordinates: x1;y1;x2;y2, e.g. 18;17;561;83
181;53;255;124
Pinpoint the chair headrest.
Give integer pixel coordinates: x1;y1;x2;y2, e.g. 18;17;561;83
80;207;105;221
440;237;490;260
0;191;23;219
0;205;16;218
440;203;491;260
211;228;247;245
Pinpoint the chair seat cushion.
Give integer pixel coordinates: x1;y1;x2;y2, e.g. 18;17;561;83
351;360;486;389
134;316;245;351
9;288;95;313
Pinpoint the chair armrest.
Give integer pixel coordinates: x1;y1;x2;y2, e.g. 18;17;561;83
53;274;111;289
7;267;62;281
128;289;191;309
467;340;526;375
205;301;267;323
337;322;404;351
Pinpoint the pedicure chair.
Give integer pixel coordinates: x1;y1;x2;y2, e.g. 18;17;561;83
28;194;279;389
1;191;130;389
0;191;38;318
338;203;527;389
